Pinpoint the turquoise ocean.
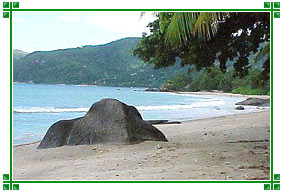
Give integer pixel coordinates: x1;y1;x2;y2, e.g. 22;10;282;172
13;83;261;145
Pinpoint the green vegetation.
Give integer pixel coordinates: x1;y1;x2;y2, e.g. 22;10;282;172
13;38;189;87
133;12;270;95
163;66;270;95
13;49;29;61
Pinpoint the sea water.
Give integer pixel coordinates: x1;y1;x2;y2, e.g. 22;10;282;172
13;83;261;145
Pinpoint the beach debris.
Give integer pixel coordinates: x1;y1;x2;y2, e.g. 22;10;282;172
147;120;169;124
235;106;244;110
226;139;269;143
37;99;168;149
147;120;181;125
246;176;269;180
247;165;270;170
226;175;232;179
155;144;162;149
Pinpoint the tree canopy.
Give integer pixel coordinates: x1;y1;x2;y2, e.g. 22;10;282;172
133;12;270;80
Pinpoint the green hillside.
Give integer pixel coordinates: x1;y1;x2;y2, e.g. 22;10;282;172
13;49;29;61
13;37;189;87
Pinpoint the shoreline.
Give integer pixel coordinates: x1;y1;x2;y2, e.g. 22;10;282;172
14;110;270;180
14;82;270;98
174;91;270;99
13;109;270;148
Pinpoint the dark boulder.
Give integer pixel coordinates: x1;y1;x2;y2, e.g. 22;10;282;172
235;106;244;110
38;99;168;149
235;98;270;107
145;88;159;92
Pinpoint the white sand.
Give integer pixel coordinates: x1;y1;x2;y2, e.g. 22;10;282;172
13;110;270;180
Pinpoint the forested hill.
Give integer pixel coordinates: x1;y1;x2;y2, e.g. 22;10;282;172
13;37;188;87
13;49;29;61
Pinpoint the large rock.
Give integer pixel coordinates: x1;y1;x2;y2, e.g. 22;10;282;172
235;98;270;107
38;99;168;149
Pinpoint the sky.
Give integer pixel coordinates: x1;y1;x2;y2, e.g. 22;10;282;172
13;12;156;53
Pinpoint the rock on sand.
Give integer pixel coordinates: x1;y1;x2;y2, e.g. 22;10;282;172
38;99;168;149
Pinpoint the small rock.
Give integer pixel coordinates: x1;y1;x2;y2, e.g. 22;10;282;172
225;162;231;165
155;144;162;149
235;106;244;110
227;175;232;179
92;147;97;150
220;171;226;174
204;132;208;135
238;166;245;169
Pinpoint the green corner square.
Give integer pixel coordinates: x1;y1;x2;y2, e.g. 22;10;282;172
264;2;271;8
274;12;280;18
274;184;280;190
3;184;9;190
3;12;9;18
274;2;280;8
13;2;19;8
264;184;271;190
3;174;9;180
13;184;19;190
275;174;280;180
3;2;9;8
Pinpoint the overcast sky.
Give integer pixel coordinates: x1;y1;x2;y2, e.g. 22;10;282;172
13;12;156;53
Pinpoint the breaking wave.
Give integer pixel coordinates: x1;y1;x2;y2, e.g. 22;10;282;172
13;99;224;113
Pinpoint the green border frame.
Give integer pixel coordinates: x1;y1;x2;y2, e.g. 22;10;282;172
2;1;281;190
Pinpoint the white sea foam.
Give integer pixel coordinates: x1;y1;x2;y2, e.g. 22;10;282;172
137;99;224;111
13;107;89;113
13;99;225;113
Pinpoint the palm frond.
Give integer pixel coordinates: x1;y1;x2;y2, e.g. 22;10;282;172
164;12;229;47
164;12;199;47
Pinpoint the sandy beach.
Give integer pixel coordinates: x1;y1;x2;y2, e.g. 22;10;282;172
14;109;270;180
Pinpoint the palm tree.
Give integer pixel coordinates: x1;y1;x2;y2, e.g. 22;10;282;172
158;12;230;47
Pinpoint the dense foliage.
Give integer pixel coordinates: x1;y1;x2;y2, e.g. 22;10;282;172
164;66;270;95
133;12;270;88
13;38;190;87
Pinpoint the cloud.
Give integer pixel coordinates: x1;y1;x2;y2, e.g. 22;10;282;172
85;12;156;34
